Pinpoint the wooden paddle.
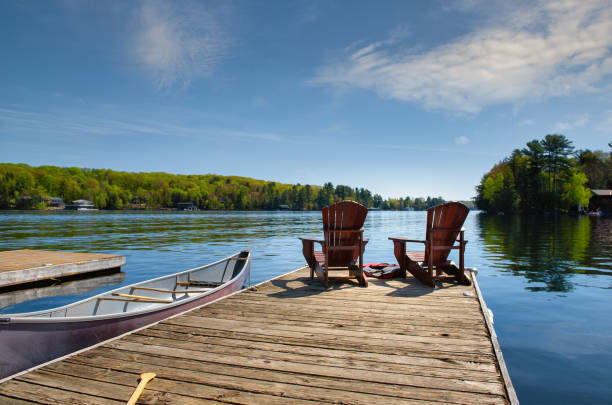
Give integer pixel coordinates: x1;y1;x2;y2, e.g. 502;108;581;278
127;372;156;405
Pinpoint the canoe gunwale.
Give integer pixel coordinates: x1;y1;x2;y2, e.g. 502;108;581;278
2;250;251;324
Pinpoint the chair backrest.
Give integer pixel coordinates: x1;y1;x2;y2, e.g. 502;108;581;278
322;200;368;266
424;202;469;265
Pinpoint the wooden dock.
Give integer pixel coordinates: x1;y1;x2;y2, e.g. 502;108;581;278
0;267;518;404
0;250;125;288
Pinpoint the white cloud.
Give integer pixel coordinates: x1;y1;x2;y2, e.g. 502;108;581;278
519;119;535;126
320;123;349;134
0;107;292;143
133;1;229;89
362;142;490;156
454;136;470;145
310;0;612;114
552;113;590;132
596;110;612;133
295;1;320;25
250;97;269;108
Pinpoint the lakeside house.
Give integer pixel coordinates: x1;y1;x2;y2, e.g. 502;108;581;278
14;196;63;209
177;202;198;211
64;199;96;210
47;197;64;208
591;189;612;214
129;196;146;209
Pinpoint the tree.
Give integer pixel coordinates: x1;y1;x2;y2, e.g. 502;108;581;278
520;141;546;209
0;163;474;211
561;169;590;211
372;194;383;208
576;149;607;189
541;134;574;201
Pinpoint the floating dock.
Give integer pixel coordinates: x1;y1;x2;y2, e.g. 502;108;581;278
0;271;125;309
0;250;125;289
0;266;518;404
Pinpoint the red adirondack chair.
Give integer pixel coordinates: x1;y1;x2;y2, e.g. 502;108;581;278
389;202;470;287
299;201;368;288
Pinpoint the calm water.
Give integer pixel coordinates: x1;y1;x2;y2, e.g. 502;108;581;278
1;210;611;404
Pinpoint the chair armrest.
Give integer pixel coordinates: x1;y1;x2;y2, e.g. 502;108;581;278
388;237;427;244
299;237;325;246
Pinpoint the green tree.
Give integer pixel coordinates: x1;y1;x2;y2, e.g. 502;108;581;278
561;169;590;211
541;134;574;202
576;149;607;189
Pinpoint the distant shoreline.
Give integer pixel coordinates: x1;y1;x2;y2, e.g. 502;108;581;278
1;163;472;211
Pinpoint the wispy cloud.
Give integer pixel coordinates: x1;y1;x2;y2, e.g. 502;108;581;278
133;0;230;89
295;1;320;25
596;110;612;133
0;107;292;143
454;136;470;145
250;97;269;108
319;123;349;135
552;114;590;133
359;142;491;156
310;0;612;114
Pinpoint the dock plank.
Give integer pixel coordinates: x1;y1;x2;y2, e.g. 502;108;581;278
136;326;499;373
0;249;125;288
0;266;515;404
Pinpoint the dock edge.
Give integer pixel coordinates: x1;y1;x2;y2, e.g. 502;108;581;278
469;268;520;405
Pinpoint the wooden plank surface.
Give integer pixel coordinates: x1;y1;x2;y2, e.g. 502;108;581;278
0;267;514;404
0;250;125;287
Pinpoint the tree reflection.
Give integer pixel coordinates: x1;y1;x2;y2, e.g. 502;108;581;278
476;214;612;292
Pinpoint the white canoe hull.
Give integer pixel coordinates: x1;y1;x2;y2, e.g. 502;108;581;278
0;250;250;380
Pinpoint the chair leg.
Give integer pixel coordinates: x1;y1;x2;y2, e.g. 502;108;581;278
406;259;435;288
358;265;368;287
301;239;316;279
358;244;367;287
323;257;329;288
313;263;328;288
440;263;471;286
459;230;465;284
392;240;407;278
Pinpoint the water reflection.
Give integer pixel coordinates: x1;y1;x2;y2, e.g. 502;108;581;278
0;271;125;309
0;210;323;313
476;214;612;292
1;211;322;252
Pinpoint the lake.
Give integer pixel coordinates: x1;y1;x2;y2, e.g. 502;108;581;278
1;210;611;404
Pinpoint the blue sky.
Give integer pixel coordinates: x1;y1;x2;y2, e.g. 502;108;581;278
1;0;611;200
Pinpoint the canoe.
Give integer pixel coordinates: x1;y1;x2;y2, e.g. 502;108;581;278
0;250;251;381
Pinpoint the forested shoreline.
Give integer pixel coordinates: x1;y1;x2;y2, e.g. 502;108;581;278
0;163;452;211
475;135;612;213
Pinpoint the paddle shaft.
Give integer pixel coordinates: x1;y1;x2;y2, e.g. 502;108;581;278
127;373;156;405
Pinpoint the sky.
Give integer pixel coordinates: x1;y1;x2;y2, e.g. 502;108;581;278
1;0;611;200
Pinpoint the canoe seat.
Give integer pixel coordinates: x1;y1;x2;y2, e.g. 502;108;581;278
177;280;222;288
132;286;212;294
111;293;172;303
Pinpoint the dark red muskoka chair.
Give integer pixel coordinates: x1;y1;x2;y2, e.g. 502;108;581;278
299;201;368;288
389;202;471;287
